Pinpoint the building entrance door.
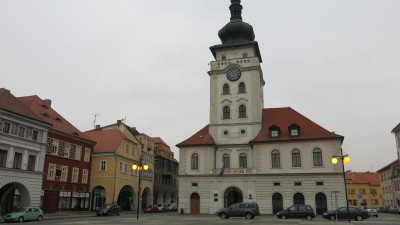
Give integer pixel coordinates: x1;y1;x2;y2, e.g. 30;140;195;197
190;193;200;214
224;187;243;208
272;192;283;214
315;192;327;214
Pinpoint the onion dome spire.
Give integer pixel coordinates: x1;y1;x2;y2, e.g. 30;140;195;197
218;0;255;44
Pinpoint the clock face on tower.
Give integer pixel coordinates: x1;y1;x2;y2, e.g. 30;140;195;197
226;68;241;81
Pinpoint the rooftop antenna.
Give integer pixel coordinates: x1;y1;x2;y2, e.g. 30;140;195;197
92;113;101;129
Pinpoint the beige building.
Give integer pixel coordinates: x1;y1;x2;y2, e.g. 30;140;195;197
377;160;399;207
177;1;346;215
84;120;154;211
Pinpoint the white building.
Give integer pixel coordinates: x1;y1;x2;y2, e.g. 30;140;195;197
390;123;400;205
177;0;347;215
0;88;51;215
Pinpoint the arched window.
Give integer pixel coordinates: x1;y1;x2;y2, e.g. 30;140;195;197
223;106;230;119
271;150;280;168
313;148;323;166
292;149;301;167
223;84;230;95
239;82;246;93
239;153;247;168
239;105;246;118
222;153;230;168
191;153;198;170
293;192;305;205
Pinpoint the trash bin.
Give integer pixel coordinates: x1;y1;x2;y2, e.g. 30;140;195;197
180;208;184;214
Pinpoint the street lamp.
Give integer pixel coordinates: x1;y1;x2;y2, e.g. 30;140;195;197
132;144;149;220
332;148;351;223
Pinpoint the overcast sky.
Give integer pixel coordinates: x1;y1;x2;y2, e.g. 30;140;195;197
1;0;399;172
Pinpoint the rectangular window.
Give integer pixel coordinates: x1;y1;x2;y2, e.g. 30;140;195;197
359;189;366;194
18;126;26;137
64;144;70;158
27;155;36;171
124;163;128;173
0;150;7;167
13;152;23;169
32;130;39;141
2;122;10;133
100;160;106;171
60;166;68;181
273;182;280;186
119;162;123;172
348;189;355;194
371;189;377;194
271;130;279;137
48;164;56;179
371;199;378;205
75;146;81;160
11;123;18;135
294;182;302;186
290;129;299;136
316;181;324;186
84;148;90;162
243;52;248;58
72;167;79;183
82;169;88;184
52;140;59;155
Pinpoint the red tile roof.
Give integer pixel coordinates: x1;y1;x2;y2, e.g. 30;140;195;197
0;88;49;124
346;172;380;186
177;107;342;147
18;95;93;142
176;125;216;147
251;107;343;143
84;129;127;153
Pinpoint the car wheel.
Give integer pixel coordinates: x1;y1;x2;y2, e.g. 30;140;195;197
355;215;363;221
306;215;312;220
281;215;287;220
329;215;335;220
220;213;228;219
18;217;24;223
245;213;252;219
37;215;43;221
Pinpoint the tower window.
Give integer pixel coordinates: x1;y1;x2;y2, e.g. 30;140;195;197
239;153;247;168
223;84;230;95
223;106;230;119
239;105;246;118
243;52;248;58
238;82;246;93
222;55;226;60
222;153;230;168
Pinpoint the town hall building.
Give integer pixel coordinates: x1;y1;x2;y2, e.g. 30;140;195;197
177;0;347;215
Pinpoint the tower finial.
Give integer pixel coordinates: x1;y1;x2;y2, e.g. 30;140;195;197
229;0;243;21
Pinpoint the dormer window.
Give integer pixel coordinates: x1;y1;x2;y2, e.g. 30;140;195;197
269;125;280;138
289;123;300;137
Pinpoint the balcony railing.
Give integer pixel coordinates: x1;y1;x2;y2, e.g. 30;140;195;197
212;168;255;175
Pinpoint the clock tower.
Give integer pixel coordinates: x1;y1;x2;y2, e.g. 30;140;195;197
208;0;264;145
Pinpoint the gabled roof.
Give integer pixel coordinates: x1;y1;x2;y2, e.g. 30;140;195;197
18;95;93;142
0;88;50;125
84;129;127;153
176;125;215;147
152;137;170;148
376;159;399;172
345;172;380;186
251;107;343;143
177;107;342;147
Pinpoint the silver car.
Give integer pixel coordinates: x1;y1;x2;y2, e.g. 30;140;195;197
363;206;378;217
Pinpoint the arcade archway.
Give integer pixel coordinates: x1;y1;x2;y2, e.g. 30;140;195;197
223;187;243;208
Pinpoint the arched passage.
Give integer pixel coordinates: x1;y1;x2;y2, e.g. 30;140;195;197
224;187;243;208
293;192;305;205
272;192;283;214
91;186;106;211
190;192;200;214
141;187;152;209
117;185;134;211
315;192;327;214
0;183;30;215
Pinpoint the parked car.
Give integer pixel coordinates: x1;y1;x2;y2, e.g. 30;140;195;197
143;205;159;213
276;204;315;220
217;202;260;219
323;206;369;221
388;205;400;214
4;207;43;222
166;203;178;212
363;206;378;217
156;203;168;212
96;204;121;216
377;207;386;213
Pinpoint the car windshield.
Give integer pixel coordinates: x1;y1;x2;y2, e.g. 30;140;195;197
14;207;28;212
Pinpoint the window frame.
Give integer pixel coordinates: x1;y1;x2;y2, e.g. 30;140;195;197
82;169;89;184
48;163;56;180
13;152;23;169
238;82;246;93
191;153;199;170
71;167;79;183
223;84;230;95
291;149;301;167
222;153;230;169
27;154;36;171
271;150;281;168
313;148;323;167
60;166;68;182
100;160;107;171
239;105;246;118
223;106;230;119
239;153;247;168
84;148;90;162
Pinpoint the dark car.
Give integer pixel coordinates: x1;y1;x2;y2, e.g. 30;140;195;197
144;205;159;213
96;204;121;216
323;206;369;221
217;202;260;219
276;204;315;220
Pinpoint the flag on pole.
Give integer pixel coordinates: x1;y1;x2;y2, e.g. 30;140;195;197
219;163;225;176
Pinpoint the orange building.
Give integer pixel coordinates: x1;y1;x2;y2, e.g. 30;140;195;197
345;171;382;208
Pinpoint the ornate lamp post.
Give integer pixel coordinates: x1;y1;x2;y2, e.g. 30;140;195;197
331;148;351;223
132;144;149;220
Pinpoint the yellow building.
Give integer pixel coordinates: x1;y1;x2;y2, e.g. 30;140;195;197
85;121;154;211
345;171;382;208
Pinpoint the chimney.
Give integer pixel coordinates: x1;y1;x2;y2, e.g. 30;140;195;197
117;120;121;125
95;125;101;130
43;99;52;107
